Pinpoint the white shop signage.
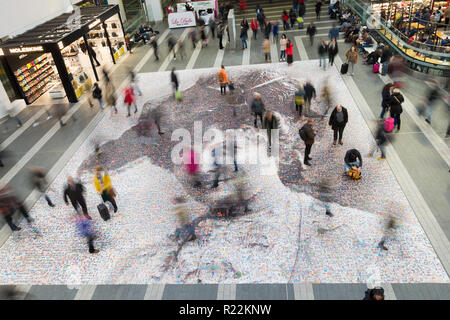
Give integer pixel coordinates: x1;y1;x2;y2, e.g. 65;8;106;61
176;0;215;12
168;11;196;28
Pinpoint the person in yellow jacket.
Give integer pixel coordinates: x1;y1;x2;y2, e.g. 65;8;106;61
94;166;118;212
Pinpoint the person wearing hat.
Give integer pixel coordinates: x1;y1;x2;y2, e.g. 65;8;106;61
250;92;266;128
388;88;404;132
94;166;118;213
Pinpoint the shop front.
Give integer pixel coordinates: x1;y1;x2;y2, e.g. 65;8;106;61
0;5;127;105
169;0;217;28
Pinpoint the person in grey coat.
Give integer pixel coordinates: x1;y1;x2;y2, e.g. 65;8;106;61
250;92;266;128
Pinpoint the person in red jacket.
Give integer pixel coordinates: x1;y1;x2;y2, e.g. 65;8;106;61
286;39;294;65
251;18;258;40
124;86;137;117
282;11;289;30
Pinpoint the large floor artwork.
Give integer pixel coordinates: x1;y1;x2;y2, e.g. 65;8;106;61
0;62;448;284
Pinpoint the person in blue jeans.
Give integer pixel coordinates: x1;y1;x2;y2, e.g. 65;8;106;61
318;40;328;70
344;148;362;174
240;28;248;49
328;23;339;40
380;46;392;76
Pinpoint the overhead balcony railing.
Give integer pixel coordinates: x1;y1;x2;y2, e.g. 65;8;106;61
342;0;450;73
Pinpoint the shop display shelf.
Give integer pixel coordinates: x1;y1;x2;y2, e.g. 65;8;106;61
22;71;54;93
19;66;53;86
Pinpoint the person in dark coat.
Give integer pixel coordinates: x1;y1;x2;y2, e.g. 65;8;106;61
363;287;385;300
64;176;92;220
87;43;101;66
289;8;297;29
262;111;279;149
344;148;362;174
388;88;404;132
369;120;387;160
380;83;394;119
171;68;179;92
318;40;328;70
329;105;348;145
250;92;265;128
315;0;322;20
299;118;315;166
150;35;159;61
0;186;33;231
28;167;55;207
328;38;338;66
303;80;317;116
92;83;103;109
306;22;317;46
380;46;392;76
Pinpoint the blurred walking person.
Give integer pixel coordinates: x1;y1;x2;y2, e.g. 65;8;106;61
124;86;137;117
295;83;306;117
251;18;258;40
209;17;216;39
424;79;441;124
262;111;279;149
0;186;33;231
304;80;317;117
315;0;322;20
307;22;317;46
369;120;388;160
64;176;92;219
130;70;142;96
92;82;103;109
104;81;118;114
150;35;159;61
171;68;179;93
299;118;315;166
75;215;99;254
318;40;328;71
262;37;271;62
28;167;55;207
250;92;265;127
94;166;118;213
167;34;177;60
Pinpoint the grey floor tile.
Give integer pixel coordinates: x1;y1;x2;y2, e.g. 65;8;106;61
91;285;147;300
162;284;218;300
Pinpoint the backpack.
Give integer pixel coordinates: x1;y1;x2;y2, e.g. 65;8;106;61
218;71;225;83
349;168;361;180
299;126;306;141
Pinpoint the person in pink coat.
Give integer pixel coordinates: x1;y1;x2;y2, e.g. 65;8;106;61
184;149;201;187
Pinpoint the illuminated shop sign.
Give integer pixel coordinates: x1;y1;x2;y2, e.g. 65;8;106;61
89;19;101;29
9;46;44;53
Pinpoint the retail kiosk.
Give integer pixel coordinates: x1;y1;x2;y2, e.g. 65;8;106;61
0;5;127;105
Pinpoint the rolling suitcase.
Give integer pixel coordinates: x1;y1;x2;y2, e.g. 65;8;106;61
340;63;348;74
97;203;110;221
